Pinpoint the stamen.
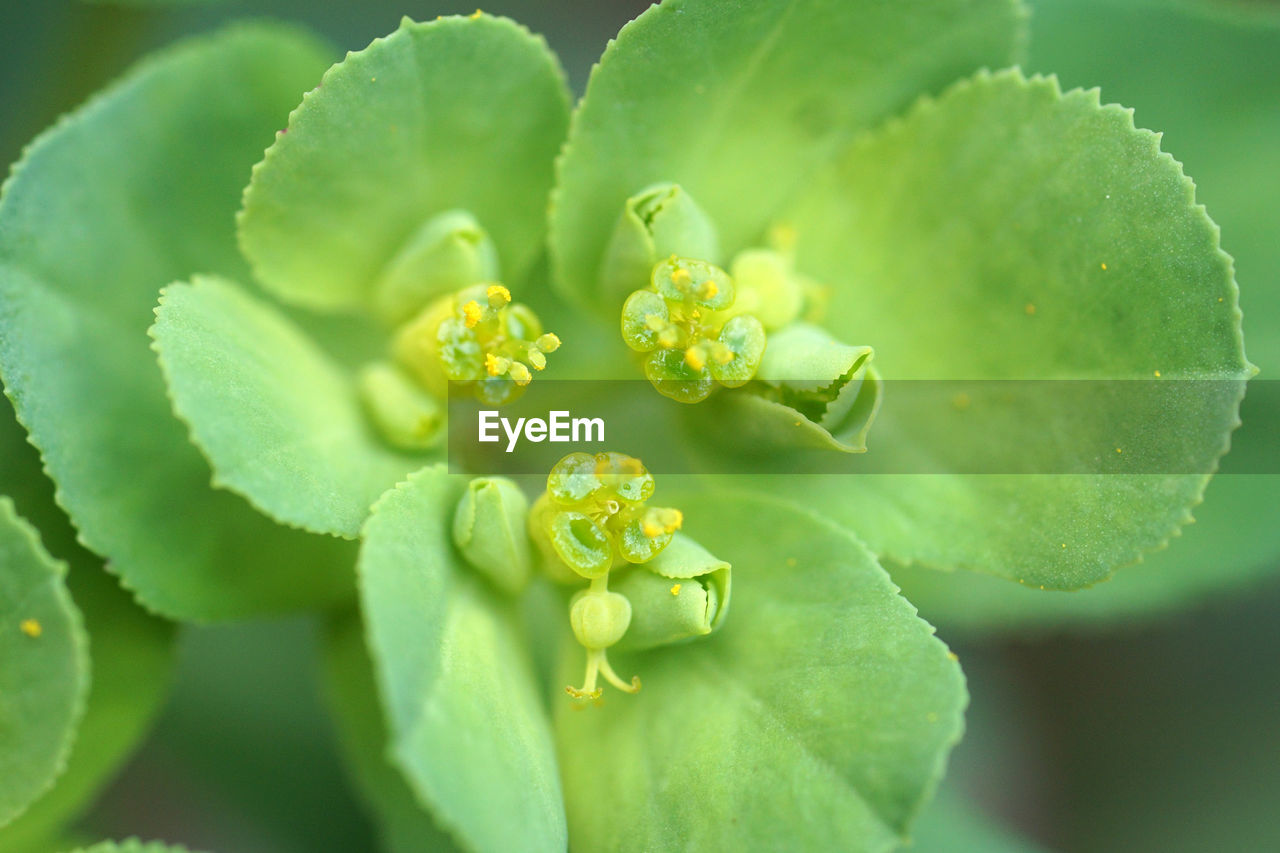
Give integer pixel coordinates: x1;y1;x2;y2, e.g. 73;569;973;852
486;283;511;308
684;345;706;371
509;362;532;386
485;352;510;377
462;299;483;328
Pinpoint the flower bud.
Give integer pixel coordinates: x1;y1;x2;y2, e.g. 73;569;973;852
600;183;720;306
452;477;532;595
708;322;881;453
373;209;500;324
357;361;444;451
756;323;878;434
613;532;730;651
726;248;804;330
569;589;632;650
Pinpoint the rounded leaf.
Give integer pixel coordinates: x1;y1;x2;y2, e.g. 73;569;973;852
555;492;966;850
0;499;88;828
0;23;357;619
552;0;1027;314
240;15;571;313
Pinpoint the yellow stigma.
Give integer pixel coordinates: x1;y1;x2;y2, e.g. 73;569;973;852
684;345;706;372
20;618;42;638
670;583;682;596
463;300;483;328
486;284;511;308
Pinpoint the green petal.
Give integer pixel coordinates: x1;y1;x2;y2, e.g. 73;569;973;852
358;467;566;853
322;614;460;853
152;276;429;539
0;499;88;828
762;69;1252;588
556;492;965;850
239;14;570;314
552;0;1027;314
0;24;357;619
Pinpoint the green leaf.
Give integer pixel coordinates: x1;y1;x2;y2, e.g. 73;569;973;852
889;471;1280;632
68;841;197;853
322;614;460;853
0;401;174;850
0;499;88;828
0;566;172;851
152;276;429;538
358;467;566;853
551;0;1027;315
555;491;966;851
0;23;359;619
751;69;1253;588
239;14;571;314
1033;3;1280;381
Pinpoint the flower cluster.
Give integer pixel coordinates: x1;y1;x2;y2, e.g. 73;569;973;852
394;282;560;406
528;452;729;699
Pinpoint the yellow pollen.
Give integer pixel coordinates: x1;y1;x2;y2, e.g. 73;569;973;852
684;346;706;372
670;584;682;596
671;267;692;288
1025;303;1036;315
1101;262;1108;271
486;284;511;307
946;651;959;662
485;352;504;377
1154;370;1161;377
20;618;41;638
703;281;718;299
668;509;683;531
537;332;561;352
1115;447;1123;453
462;300;483;328
470;9;483;19
643;522;662;538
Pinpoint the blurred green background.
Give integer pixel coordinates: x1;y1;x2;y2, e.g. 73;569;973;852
1;1;1277;851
